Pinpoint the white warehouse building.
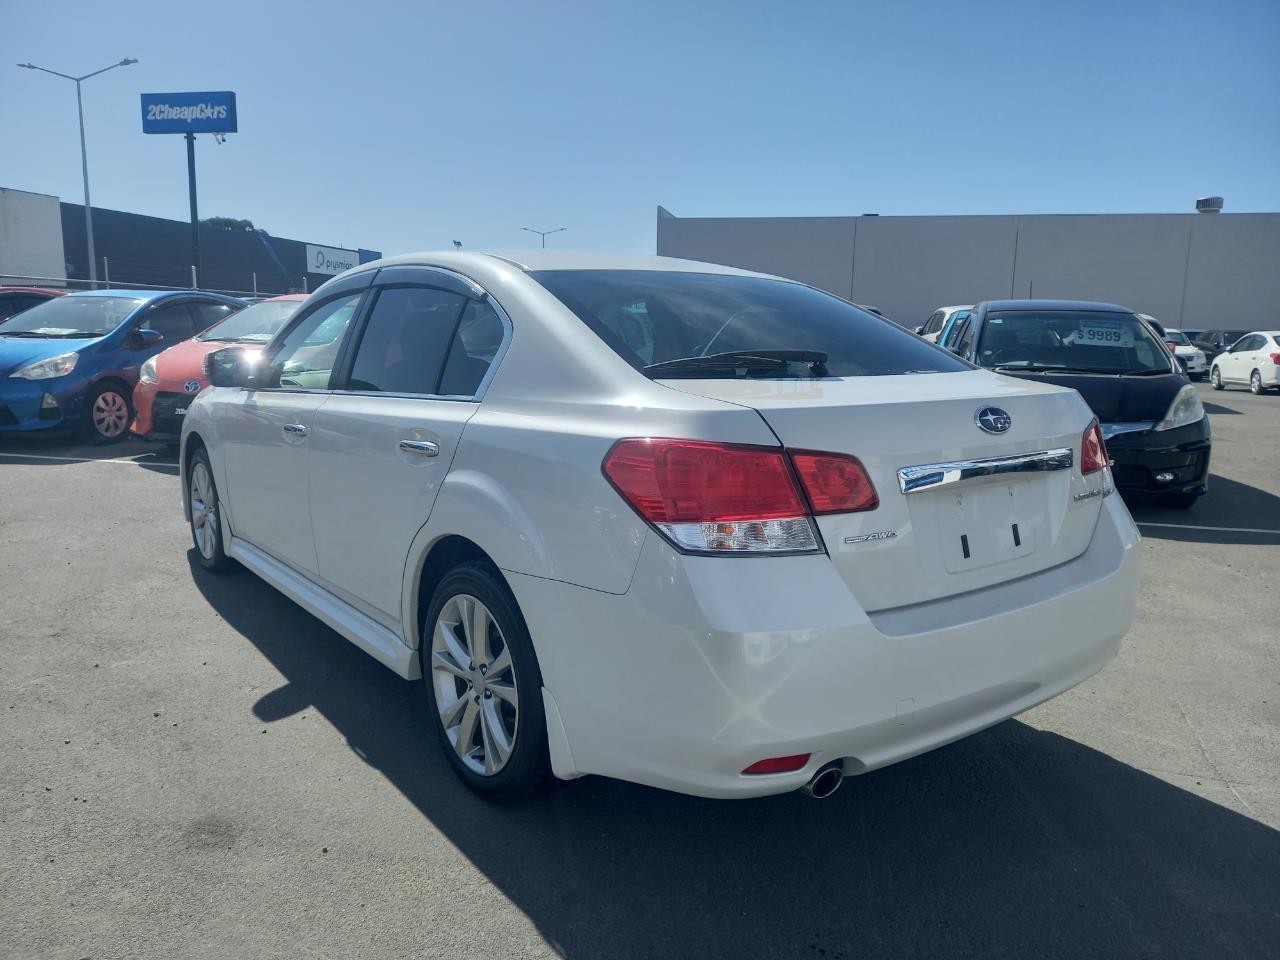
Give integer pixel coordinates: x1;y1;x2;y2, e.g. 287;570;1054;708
655;204;1280;331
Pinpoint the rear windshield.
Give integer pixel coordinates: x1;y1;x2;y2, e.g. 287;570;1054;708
1273;335;1280;348
977;309;1172;374
530;270;969;378
1164;330;1190;346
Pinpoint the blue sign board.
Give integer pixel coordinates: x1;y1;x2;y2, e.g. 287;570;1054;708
141;92;237;134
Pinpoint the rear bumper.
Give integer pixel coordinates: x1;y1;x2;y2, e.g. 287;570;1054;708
1105;418;1211;497
508;493;1140;799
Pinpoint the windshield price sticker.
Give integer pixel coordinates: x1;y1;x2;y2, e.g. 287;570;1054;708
1078;320;1134;348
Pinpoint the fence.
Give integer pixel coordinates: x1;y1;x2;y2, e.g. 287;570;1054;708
1;262;309;300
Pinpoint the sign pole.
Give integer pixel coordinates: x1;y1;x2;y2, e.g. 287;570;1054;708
186;131;201;287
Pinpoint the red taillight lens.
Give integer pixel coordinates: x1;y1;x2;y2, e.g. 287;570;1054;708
789;451;879;514
1081;419;1108;476
602;438;806;523
1270;352;1280;366
742;753;811;775
602;438;818;554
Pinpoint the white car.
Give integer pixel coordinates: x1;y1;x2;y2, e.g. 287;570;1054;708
180;252;1140;802
1209;331;1280;394
917;304;973;344
1157;326;1208;379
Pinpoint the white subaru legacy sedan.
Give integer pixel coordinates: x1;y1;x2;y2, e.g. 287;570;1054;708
181;252;1140;802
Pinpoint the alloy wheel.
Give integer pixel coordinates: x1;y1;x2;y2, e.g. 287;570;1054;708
189;461;218;561
92;390;129;438
1251;371;1263;395
1210;367;1222;389
431;594;519;776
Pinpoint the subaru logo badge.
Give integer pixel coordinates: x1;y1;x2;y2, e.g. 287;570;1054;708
975;406;1011;434
183;380;201;395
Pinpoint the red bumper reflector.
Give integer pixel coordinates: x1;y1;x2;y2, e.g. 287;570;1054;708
742;753;811;775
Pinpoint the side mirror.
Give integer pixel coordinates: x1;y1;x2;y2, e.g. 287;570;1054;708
205;346;258;388
127;328;164;349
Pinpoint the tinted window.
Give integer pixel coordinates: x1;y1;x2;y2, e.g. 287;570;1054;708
190;301;237;331
140;302;196;343
347;287;466;394
957;315;978;354
439;299;504;396
923;311;944;334
1239;335;1266;351
976;310;1169;373
0;295;142;337
1272;336;1280;348
1164;330;1190;346
265;293;362;389
942;314;970;350
198;299;300;343
531;270;967;378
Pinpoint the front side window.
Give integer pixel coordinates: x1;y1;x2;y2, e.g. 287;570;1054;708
140;302;197;343
346;287;466;394
264;293;362;389
0;295;142;338
976;310;1171;374
531;270;967;378
922;311;944;334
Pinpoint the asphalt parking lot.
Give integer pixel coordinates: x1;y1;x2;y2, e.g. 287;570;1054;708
1;382;1277;960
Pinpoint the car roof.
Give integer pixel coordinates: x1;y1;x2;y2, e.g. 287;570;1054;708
266;293;308;301
358;250;775;279
940;304;974;312
980;299;1132;313
64;288;243;303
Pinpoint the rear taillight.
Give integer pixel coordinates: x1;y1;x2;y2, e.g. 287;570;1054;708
1081;419;1108;476
1270;352;1280;366
602;438;878;555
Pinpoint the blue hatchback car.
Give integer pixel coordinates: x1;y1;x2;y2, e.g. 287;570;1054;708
0;289;243;441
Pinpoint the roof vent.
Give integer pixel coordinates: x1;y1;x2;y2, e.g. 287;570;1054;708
1195;196;1223;214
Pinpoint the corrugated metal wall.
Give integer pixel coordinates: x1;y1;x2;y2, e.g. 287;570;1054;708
657;209;1280;331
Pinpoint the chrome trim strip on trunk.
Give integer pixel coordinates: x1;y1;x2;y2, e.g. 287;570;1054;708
898;447;1074;494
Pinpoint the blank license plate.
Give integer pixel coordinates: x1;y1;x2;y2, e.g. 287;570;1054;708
940;482;1036;573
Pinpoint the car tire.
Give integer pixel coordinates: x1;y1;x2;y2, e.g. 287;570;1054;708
1210;366;1224;390
1250;370;1265;395
187;447;235;573
1158;491;1200;510
421;562;549;803
82;381;132;443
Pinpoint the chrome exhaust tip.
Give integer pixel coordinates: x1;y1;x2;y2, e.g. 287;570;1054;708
801;761;844;799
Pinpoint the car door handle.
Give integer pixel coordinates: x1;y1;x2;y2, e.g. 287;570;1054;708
283;423;309;437
398;439;439;457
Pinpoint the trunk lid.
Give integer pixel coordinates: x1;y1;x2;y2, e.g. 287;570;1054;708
659;370;1107;612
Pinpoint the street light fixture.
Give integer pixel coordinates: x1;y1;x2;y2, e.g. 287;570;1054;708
16;57;138;285
521;226;566;249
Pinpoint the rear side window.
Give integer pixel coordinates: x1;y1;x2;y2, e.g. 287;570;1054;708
1272;336;1280;348
346;287;466;394
438;300;504;396
923;310;944;334
531;270;968;378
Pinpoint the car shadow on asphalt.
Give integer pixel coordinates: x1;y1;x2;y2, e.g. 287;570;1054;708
0;432;179;473
1126;474;1280;546
189;551;1280;960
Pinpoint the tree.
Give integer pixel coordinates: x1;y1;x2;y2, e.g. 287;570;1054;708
201;216;257;232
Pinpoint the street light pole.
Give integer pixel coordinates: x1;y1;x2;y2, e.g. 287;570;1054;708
521;226;566;249
17;58;138;286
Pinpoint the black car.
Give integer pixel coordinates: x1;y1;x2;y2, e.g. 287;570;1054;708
1193;329;1249;363
945;300;1210;509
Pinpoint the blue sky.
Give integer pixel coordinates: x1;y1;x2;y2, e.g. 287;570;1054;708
2;0;1277;256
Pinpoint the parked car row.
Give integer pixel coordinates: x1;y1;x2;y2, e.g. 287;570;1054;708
921;299;1214;509
174;251;1142;803
0;290;311;443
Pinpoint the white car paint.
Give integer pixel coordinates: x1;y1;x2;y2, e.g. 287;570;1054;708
918;304;972;343
1153;324;1207;377
1210;330;1280;393
180;251;1140;799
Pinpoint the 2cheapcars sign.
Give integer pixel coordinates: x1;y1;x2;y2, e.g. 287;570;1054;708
141;92;238;134
307;244;359;276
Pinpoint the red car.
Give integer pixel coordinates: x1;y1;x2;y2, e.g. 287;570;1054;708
0;286;67;323
132;294;306;442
